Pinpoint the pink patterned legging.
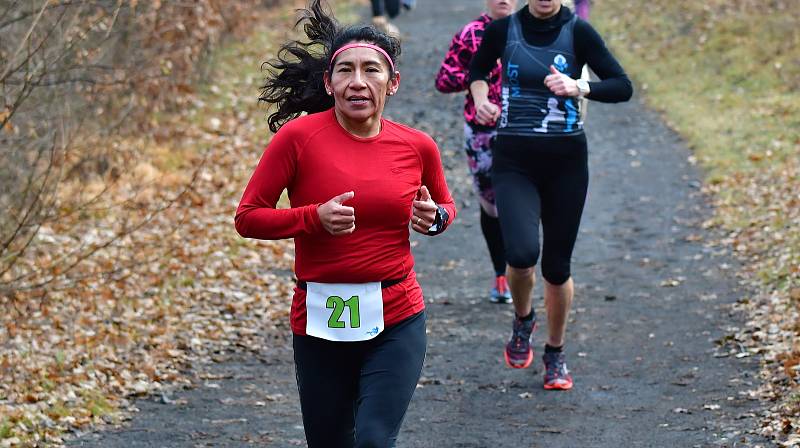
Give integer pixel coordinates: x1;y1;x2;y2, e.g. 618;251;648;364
574;0;591;20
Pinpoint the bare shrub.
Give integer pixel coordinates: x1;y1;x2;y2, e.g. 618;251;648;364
0;0;261;298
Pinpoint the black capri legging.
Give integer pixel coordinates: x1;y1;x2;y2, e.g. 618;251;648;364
293;311;426;448
371;0;401;18
492;133;589;285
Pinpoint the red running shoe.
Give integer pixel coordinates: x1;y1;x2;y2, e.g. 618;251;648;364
504;312;536;369
490;275;512;304
543;351;573;390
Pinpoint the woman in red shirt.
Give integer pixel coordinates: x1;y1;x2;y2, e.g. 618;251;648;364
235;1;456;446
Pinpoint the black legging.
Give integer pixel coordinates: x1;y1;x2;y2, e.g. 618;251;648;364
293;311;426;448
480;207;507;276
371;0;400;18
492;133;589;285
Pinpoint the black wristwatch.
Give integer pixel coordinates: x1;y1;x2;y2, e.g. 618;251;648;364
426;205;450;236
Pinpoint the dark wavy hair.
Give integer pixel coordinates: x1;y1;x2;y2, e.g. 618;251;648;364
259;0;401;133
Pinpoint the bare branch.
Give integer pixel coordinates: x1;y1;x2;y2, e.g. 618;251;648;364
0;0;93;30
0;135;59;265
0;0;51;82
0;0;262;300
0;156;206;293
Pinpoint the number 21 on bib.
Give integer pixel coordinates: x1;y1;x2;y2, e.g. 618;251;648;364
305;282;384;341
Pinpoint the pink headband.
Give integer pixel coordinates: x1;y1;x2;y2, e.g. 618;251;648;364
329;43;396;74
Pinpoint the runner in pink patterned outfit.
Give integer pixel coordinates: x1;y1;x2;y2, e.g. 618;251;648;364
435;0;518;303
573;0;591;20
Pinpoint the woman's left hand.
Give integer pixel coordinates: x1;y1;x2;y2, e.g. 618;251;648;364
411;185;437;234
544;65;580;97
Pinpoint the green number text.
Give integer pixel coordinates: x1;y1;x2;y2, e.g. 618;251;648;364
326;295;361;329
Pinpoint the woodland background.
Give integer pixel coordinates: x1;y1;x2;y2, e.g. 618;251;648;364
0;0;797;445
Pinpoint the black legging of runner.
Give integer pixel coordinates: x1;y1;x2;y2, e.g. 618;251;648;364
480;207;507;276
492;133;589;285
371;0;400;19
293;311;426;448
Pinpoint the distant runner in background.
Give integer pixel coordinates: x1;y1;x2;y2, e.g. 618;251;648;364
573;0;591;20
371;0;415;36
435;0;518;304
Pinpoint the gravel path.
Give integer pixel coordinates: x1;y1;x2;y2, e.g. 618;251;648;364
70;1;768;447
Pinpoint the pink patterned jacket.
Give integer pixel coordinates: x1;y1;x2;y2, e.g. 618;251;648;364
435;14;502;128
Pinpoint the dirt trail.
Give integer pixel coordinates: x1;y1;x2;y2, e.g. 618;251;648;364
70;1;768;447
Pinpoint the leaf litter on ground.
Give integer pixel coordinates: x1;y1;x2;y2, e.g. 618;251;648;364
0;4;315;446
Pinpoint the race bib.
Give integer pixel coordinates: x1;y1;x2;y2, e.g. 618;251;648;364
305;282;384;341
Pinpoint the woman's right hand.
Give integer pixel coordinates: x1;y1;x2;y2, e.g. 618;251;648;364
474;100;499;126
470;80;499;126
318;191;356;235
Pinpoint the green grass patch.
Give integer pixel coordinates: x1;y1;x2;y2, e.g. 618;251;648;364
46;403;71;420
0;419;12;439
82;391;113;418
54;350;66;369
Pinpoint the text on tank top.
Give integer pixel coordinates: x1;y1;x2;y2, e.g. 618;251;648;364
499;13;584;136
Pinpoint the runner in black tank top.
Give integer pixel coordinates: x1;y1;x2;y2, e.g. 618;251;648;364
469;0;632;390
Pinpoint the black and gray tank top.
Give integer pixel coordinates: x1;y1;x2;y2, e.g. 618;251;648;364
498;13;583;136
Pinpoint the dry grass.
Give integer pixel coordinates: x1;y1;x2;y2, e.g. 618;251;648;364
594;0;799;444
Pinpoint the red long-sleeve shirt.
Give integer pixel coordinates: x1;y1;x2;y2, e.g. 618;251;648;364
235;109;457;335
